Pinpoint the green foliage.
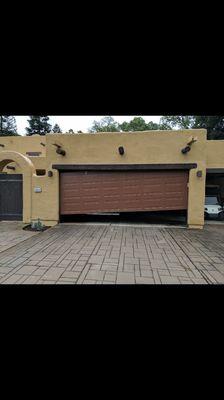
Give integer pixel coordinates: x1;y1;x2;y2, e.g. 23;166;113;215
160;115;224;139
89;116;161;133
0;116;19;136
89;115;224;138
159;116;195;130
26;116;52;136
193;116;224;140
119;117;159;132
31;218;45;231
89;117;120;132
52;124;62;133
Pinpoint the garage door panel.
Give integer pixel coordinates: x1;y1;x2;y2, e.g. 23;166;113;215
60;171;188;215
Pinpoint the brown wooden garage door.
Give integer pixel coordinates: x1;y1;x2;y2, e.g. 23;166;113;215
60;170;188;215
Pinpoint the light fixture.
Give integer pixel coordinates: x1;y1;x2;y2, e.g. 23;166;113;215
196;170;202;178
52;143;66;156
0;144;5;147
48;171;53;177
118;146;125;155
187;137;198;146
181;136;198;154
181;145;191;154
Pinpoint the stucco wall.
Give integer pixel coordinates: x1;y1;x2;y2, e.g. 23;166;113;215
46;130;207;165
206;140;224;168
31;172;59;225
0;135;47;174
0;135;46;155
0;129;208;228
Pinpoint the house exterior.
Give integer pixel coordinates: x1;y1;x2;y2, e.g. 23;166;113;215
0;129;224;229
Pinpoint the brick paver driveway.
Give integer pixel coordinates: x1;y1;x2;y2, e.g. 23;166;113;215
0;221;39;254
1;222;224;284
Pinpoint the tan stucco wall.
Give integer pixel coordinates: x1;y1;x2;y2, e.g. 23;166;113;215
46;130;206;165
0;129;210;228
206;140;224;168
0;135;47;173
0;135;46;154
31;172;59;225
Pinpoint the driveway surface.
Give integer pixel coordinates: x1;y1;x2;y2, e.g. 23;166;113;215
1;222;224;284
0;221;39;254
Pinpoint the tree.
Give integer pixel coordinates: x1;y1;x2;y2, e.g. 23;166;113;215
26;116;52;136
159;116;195;130
68;129;75;134
159;115;224;139
89;117;120;132
88;115;224;139
0;116;19;136
52;123;62;133
119;117;159;132
89;116;162;133
193;116;224;140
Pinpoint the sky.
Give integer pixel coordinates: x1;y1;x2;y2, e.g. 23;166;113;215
15;116;162;135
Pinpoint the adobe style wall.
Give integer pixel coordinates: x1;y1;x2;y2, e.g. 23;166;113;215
1;129;220;229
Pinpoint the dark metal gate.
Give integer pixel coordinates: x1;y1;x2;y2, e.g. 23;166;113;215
0;174;23;220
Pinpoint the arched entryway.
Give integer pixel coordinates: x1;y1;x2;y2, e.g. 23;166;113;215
0;151;35;223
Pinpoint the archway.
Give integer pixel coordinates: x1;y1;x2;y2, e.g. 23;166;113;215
0;151;35;223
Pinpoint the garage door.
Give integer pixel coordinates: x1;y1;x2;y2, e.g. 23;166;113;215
60;170;188;215
0;174;23;220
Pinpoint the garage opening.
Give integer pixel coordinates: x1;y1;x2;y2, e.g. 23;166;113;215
60;210;188;225
205;169;224;221
54;165;193;226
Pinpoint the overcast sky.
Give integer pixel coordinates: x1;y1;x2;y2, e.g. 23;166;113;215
15;116;162;135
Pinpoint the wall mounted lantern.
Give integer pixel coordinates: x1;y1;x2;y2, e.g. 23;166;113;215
48;171;53;177
181;145;191;154
52;143;66;156
118;146;125;155
181;136;197;154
